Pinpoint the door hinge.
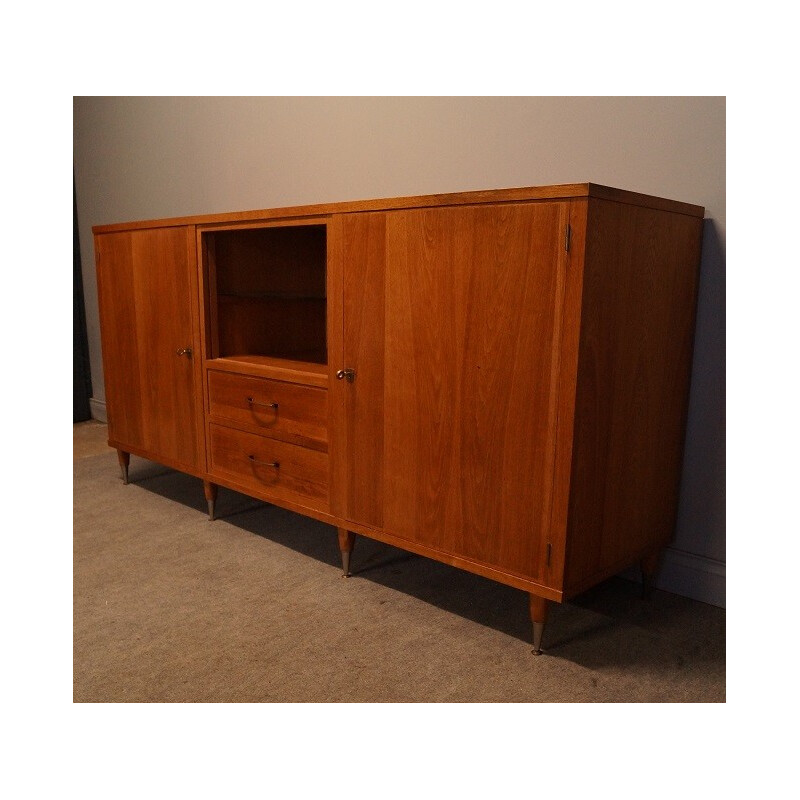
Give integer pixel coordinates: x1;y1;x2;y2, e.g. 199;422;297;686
564;224;571;253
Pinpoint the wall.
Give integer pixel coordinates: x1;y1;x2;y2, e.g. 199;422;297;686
73;96;725;606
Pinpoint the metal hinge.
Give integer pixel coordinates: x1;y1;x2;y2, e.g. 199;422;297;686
565;224;571;252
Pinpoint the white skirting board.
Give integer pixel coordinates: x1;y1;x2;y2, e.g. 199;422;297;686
620;548;726;608
89;398;107;423
85;394;726;609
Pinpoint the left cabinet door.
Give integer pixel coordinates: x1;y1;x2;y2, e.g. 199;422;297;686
95;226;204;474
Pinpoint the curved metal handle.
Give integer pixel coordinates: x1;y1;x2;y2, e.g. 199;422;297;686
176;347;193;358
248;455;280;468
336;368;355;383
247;397;278;410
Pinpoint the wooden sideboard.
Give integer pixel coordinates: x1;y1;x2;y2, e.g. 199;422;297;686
93;183;704;653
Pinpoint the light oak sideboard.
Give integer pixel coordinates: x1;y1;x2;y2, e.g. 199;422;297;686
93;183;704;653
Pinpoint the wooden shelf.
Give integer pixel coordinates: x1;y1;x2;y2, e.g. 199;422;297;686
207;355;328;388
218;292;326;302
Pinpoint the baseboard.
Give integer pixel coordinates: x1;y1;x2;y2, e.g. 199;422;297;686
620;547;726;608
89;398;107;423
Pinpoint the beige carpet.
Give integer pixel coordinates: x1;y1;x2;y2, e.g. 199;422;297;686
73;422;725;702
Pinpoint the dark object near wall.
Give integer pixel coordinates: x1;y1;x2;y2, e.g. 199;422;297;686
74;180;93;421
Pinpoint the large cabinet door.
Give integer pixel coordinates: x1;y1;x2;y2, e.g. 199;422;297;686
383;202;568;582
336;202;569;584
95;226;203;473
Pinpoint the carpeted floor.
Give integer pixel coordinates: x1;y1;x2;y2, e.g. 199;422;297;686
73;421;725;702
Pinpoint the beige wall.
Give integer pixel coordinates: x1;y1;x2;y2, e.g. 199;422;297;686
73;96;725;604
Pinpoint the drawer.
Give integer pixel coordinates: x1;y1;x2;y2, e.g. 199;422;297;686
209;423;328;508
207;369;327;450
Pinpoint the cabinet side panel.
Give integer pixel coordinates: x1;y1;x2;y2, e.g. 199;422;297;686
95;232;146;450
564;198;704;594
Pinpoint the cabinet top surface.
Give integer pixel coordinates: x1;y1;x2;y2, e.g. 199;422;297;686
92;183;705;234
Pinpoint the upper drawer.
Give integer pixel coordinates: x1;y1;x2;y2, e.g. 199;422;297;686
207;369;328;451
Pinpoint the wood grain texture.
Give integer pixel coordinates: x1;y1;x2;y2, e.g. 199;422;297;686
215;295;327;363
382;202;568;586
95;227;201;472
208;423;329;510
211;224;326;297
331;212;387;527
92;184;704;234
546;200;590;593
562;197;704;596
96;231;144;451
585;184;704;217
207;369;328;451
203;232;220;359
327;215;347;524
206;356;327;387
186;227;207;473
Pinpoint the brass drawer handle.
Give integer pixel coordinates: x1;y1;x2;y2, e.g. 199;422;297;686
247;397;279;410
248;455;280;468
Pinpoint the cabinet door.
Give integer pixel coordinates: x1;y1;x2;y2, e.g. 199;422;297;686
329;212;387;528
96;227;203;473
382;202;568;582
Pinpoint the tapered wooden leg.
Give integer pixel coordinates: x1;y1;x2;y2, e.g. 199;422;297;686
529;594;549;655
337;528;356;577
203;481;218;521
641;551;662;599
117;450;130;485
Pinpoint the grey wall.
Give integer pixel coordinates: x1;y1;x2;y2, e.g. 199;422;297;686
73;96;725;606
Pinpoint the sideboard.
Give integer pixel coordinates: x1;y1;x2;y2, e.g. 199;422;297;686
93;183;704;653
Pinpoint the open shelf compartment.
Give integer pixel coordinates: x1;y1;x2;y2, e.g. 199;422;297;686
203;222;328;366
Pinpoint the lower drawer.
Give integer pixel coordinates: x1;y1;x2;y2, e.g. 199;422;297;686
208;423;329;509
